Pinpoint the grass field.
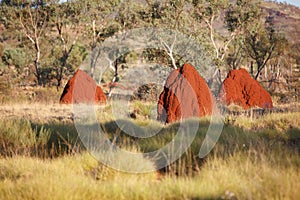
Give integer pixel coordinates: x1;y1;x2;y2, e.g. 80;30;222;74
0;101;299;200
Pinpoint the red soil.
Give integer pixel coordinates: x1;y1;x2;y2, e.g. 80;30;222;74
157;64;217;123
219;68;273;109
60;69;106;104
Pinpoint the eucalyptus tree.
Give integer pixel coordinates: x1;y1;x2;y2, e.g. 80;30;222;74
77;0;122;79
243;20;288;80
127;0;202;70
226;38;245;70
191;0;261;82
0;0;52;85
48;0;85;88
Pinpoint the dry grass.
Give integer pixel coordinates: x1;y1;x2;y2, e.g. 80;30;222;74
234;111;300;132
0;102;299;199
0;148;299;200
0;103;73;123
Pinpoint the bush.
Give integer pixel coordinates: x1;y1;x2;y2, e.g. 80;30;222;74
0;119;50;157
131;83;162;102
1;48;30;69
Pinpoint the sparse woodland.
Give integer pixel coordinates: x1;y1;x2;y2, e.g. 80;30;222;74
0;0;299;103
0;1;299;200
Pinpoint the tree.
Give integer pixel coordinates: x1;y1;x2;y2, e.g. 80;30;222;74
48;1;84;88
153;0;187;69
243;20;288;80
82;0;121;78
193;0;228;64
0;0;51;85
134;0;195;69
226;38;244;70
190;0;260;83
290;42;300;66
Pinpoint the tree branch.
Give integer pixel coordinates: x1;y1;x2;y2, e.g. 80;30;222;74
161;33;177;69
205;15;219;59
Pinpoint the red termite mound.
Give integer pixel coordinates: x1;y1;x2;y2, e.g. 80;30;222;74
219;68;273;109
157;64;217;123
60;69;106;104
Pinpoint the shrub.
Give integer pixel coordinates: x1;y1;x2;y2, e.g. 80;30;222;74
0;119;50;157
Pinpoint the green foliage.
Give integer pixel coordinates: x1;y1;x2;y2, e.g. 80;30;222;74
226;37;244;70
101;22;121;40
243;21;289;79
0;0;298;87
116;0;143;29
125;51;138;63
67;44;88;71
131;101;157;118
1;48;30;69
0;47;32;86
142;49;169;65
225;0;260;32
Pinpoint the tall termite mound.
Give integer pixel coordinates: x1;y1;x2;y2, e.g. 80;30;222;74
157;64;217;123
219;68;273;109
60;69;106;104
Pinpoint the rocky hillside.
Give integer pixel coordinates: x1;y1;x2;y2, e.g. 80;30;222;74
261;1;300;43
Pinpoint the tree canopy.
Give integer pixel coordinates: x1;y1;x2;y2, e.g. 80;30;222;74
0;0;296;89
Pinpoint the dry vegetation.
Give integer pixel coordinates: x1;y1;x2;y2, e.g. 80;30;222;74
0;1;299;198
262;1;300;42
0;98;299;199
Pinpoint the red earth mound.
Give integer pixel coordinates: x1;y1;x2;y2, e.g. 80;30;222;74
219;68;273;109
60;69;106;104
157;64;218;123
